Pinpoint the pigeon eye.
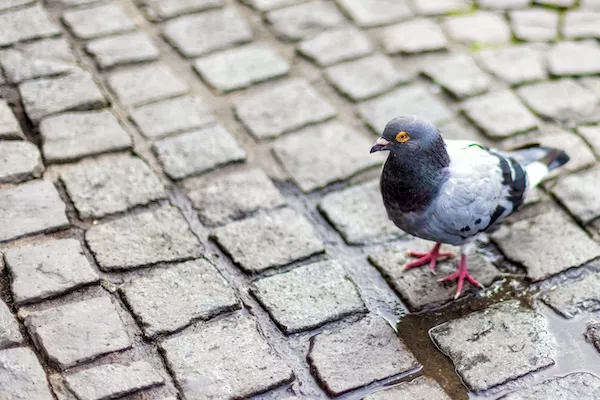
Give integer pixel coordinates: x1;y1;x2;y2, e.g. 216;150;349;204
396;131;410;143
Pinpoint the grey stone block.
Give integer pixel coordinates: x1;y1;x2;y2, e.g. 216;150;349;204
335;0;413;27
193;44;290;92
0;4;61;47
548;41;600;76
184;168;285;227
272;121;384;192
492;210;600;281
0;0;35;11
61;155;167;219
543;273;600;318
0;38;78;84
380;18;448;54
0;300;22;349
86;32;160;69
308;317;420;396
86;204;203;270
5;239;99;305
0;100;23;139
578;124;600;155
19;71;107;123
266;1;345;40
251;260;366;334
430;301;556;393
40;110;132;163
0;347;53;400
325;53;409;101
548;166;600;224
212;207;324;273
160;315;294;399
501;372;600;400
442;12;511;44
0;141;44;183
0;181;69;242
25;296;132;369
241;0;303;11
479;0;529;8
364;376;452;400
581;76;600;98
423;53;490;99
163;8;252;58
563;11;600;39
536;0;575;7
153;125;246;180
235;78;336;140
582;0;600;9
107;63;188;107
412;0;472;16
297;27;374;67
510;9;559;42
65;361;164;400
62;3;136;40
532;130;596;176
140;0;223;20
475;45;546;85
121;259;240;337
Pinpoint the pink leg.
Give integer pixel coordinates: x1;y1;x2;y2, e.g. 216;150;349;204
438;253;483;299
403;242;454;274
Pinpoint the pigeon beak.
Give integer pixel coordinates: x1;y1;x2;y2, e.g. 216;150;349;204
370;137;391;153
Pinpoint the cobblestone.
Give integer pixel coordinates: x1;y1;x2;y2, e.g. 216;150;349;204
502;372;600;400
0;347;53;400
85;204;202;270
65;361;164;400
241;0;302;11
543;273;600;318
0;0;34;11
0;300;22;349
0;100;23;139
0;181;69;242
510;8;559;41
308;317;420;396
153;125;246;179
140;0;223;20
235;78;336;140
442;12;512;45
0;141;44;183
184;168;285;226
548;41;600;76
121;259;240;337
474;46;546;85
536;0;575;6
430;301;556;393
193;44;290;92
0;4;61;47
534;129;596;175
25;296;132;369
379;18;448;54
423;54;491;99
40;110;132;163
251;260;366;334
548;166;600;224
563;11;600;39
297;27;374;67
266;1;345;41
364;376;452;400
412;0;471;15
479;0;529;8
62;3;136;40
60;155;167;219
336;0;413;27
212;207;324;273
578;124;600;155
160;315;294;399
86;32;161;69
5;239;99;305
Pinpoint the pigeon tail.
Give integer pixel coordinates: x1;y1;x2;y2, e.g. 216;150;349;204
508;144;570;187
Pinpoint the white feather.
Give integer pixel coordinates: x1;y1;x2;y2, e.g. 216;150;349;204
526;161;550;187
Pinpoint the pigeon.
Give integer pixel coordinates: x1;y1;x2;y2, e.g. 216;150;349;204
370;115;570;298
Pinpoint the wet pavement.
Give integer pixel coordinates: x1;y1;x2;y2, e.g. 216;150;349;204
1;0;600;399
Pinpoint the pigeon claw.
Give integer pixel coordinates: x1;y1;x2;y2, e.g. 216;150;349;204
437;253;483;299
403;242;454;274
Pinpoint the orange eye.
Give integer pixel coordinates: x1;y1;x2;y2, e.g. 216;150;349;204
396;131;410;142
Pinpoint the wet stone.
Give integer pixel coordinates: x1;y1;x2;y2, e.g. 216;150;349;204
19;71;107;123
430;300;556;393
412;0;472;16
319;180;401;245
85;204;203;270
25;296;132;369
0;100;22;139
578;124;600;155
0;4;61;47
380;18;448;55
0;347;53;400
563;11;600;39
0;0;35;11
479;0;529;8
516;79;598;121
5;239;99;305
548;41;600;77
153;125;246;180
266;1;345;41
162;9;252;58
184;168;285;227
107;63;188;107
359;85;453;133
462;90;538;138
335;0;413;28
492;210;600;281
325;54;409;101
273;121;383;192
543;273;600;318
475;46;546;85
423;54;490;99
308;317;420;396
510;9;559;42
251;260;367;334
86;32;161;69
0;141;44;184
0;181;69;242
40;110;132;163
297;27;374;67
131;95;215;140
235;78;336;140
121;259;240;337
548;166;600;224
140;0;223;20
502;372;600;400
160;315;294;399
65;361;164;400
369;238;499;310
193;44;290;92
442;12;511;44
60;155;167;219
212;207;324;273
62;3;136;40
364;376;452;400
0;300;22;349
0;38;78;84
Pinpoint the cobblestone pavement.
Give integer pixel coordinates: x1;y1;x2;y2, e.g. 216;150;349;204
2;0;600;399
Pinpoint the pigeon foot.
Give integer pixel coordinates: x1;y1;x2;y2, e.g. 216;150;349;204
403;242;454;274
438;253;483;299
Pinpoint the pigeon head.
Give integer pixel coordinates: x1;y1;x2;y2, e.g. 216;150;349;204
370;116;441;155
